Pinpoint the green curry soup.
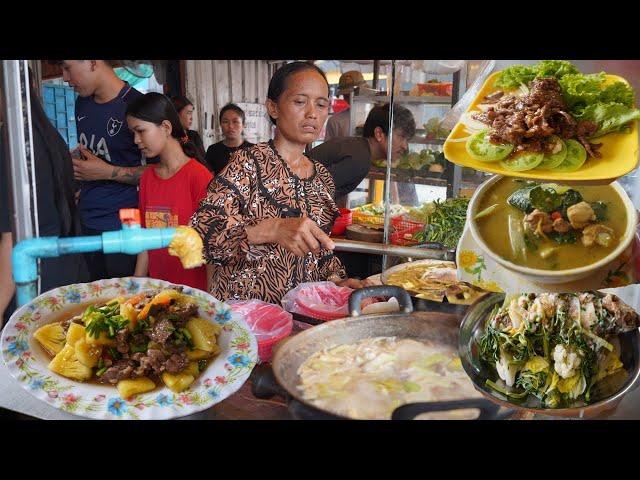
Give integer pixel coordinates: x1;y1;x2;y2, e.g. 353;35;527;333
475;178;627;270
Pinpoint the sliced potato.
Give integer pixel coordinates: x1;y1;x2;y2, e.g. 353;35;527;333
185;348;213;360
66;322;86;346
85;330;117;347
183;361;200;377
33;323;67;356
161;372;195;393
117;377;156;399
120;302;139;331
186;318;221;352
74;339;102;367
48;344;93;381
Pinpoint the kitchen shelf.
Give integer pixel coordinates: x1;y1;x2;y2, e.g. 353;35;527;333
368;166;486;189
368;167;448;187
352;95;452;105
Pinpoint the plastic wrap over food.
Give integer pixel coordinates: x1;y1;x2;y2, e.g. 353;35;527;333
416;60;466;74
228;300;293;362
281;282;354;321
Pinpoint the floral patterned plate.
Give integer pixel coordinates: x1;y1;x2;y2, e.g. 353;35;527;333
456;225;637;294
1;277;258;420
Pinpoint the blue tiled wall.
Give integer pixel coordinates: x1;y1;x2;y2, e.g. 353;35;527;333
42;85;78;148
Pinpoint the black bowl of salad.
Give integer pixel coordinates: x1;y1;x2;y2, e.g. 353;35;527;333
458;291;640;418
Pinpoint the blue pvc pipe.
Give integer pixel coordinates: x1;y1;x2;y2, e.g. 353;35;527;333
13;227;178;307
102;225;176;255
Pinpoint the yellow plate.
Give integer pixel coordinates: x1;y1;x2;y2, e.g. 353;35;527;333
443;72;639;185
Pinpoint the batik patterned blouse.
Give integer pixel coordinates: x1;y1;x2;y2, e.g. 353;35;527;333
191;140;346;303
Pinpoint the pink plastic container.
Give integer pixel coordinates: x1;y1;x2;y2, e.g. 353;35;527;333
228;300;293;363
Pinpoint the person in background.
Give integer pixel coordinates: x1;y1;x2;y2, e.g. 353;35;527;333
311;103;416;280
56;59;155;281
310;102;416;207
1;70;89;326
171;95;206;161
127;93;212;291
204;103;254;175
191;62;364;304
324;70;368;141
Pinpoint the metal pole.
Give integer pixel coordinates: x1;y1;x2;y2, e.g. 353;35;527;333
449;68;466;198
372;60;380;90
211;60;220;142
241;60;246;103
194;60;207;144
227;60;233;103
381;60;396;271
254;60;259;103
2;59;40;293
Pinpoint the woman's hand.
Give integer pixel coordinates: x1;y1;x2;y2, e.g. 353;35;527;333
337;277;365;289
246;217;335;257
335;277;378;289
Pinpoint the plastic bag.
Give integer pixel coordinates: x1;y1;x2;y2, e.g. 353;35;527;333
415;60;467;75
228;300;293;362
440;60;496;131
228;300;292;339
281;282;354;321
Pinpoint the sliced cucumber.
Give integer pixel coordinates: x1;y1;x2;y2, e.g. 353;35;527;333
500;152;544;172
466;131;514;162
538;136;567;170
552;139;587;172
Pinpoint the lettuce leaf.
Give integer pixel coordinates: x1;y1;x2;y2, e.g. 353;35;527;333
598;81;635;107
558;72;606;109
574;102;640;137
535;60;579;79
496;61;580;89
494;65;537;89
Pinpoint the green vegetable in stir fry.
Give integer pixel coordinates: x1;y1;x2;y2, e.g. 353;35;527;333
477;292;637;407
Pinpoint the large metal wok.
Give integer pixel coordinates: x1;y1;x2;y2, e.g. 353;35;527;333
252;286;511;420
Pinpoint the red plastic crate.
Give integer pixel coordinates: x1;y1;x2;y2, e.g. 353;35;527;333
390;215;425;246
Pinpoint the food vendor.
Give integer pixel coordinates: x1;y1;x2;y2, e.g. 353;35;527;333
190;61;364;303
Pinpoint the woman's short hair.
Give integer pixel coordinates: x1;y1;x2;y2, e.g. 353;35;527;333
219;103;246;124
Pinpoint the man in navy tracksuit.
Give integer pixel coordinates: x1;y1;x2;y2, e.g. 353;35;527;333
58;60;155;281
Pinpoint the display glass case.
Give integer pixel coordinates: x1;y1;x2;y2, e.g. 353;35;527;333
317;60;493;273
316;59;640;280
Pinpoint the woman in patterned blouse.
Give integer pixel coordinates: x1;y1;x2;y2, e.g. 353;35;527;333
191;62;364;303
